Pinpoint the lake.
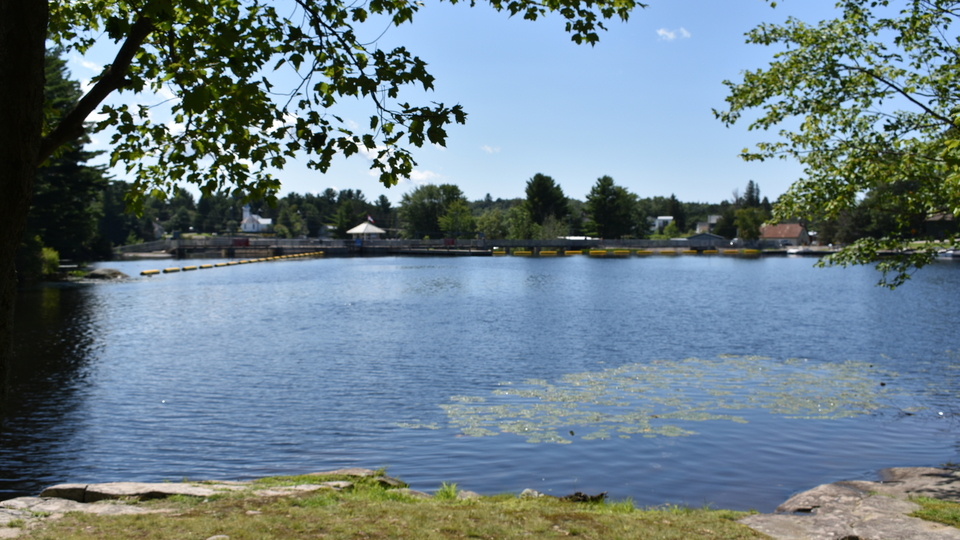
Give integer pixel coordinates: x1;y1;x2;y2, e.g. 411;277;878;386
5;254;960;511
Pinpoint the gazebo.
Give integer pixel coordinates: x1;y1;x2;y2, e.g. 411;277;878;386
346;221;386;240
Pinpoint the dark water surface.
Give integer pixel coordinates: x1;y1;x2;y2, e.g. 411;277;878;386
5;255;960;511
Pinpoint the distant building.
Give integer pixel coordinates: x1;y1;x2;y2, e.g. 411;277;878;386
241;205;272;233
655;216;674;233
695;215;722;234
760;223;810;246
687;232;726;248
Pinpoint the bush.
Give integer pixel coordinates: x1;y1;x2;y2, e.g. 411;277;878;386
41;247;60;275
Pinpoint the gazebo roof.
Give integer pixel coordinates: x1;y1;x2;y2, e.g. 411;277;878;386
346;222;386;235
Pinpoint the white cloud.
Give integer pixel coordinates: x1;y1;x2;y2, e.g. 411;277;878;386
410;169;442;183
75;57;102;72
481;145;501;154
657;27;691;41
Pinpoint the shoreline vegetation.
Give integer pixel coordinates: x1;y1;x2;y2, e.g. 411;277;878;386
4;467;960;540
2;469;766;540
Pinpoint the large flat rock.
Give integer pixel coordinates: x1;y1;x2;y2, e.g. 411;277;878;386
742;467;960;540
41;482;225;503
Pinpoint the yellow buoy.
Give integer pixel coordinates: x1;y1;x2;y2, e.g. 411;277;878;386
635;250;653;256
589;250;606;256
200;264;213;269
140;269;160;276
182;265;198;271
162;267;180;273
540;250;557;256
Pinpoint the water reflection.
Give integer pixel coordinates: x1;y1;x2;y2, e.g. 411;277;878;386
3;285;100;496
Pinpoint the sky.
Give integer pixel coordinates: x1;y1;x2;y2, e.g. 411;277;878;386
66;0;840;206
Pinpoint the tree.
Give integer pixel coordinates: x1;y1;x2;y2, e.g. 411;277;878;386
22;51;111;264
584;176;636;239
734;207;768;241
524;173;569;226
1;0;645;417
717;0;960;287
438;199;476;238
476;208;508;240
666;194;686;233
398;184;465;238
506;205;541;240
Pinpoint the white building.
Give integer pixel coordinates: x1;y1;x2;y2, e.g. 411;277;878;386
241;205;273;233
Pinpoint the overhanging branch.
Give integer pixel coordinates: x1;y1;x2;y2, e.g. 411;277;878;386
37;16;155;164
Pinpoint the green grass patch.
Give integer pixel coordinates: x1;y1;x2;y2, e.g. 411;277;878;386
910;496;960;528
21;479;767;540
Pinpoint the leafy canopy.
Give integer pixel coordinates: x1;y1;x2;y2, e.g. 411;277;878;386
717;0;960;287
46;0;642;213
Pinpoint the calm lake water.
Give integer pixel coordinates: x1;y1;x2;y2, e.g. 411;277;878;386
5;255;960;511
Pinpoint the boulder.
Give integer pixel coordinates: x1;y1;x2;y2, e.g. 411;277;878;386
87;268;129;280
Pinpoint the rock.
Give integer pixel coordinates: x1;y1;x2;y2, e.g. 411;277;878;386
373;476;406;488
775;482;868;513
87;268;129;280
519;489;544;499
37;484;87;502
742;468;960;540
253;482;352;497
41;482;220;503
456;490;482;500
396;488;431;499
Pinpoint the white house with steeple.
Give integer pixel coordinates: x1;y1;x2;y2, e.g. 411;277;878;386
241;205;272;233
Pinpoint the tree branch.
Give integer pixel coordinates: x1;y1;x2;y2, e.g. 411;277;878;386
37;16;155;164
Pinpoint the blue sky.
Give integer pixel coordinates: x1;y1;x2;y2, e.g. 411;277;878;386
67;0;838;206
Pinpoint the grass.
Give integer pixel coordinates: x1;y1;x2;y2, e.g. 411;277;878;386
910;496;960;527
17;478;769;540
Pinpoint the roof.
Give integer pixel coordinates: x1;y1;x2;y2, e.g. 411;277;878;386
346;222;386;235
687;232;725;241
760;223;807;239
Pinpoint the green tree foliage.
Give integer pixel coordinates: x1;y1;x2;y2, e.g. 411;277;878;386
334;200;358;239
506;206;541;240
717;0;960;287
585;176;636;239
20;51;111;266
438;199;476;238
666;194;686;233
734;207;768;241
399;184;465;238
476;208;508;240
524;173;569;226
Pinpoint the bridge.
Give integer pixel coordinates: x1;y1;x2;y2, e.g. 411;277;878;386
114;236;740;260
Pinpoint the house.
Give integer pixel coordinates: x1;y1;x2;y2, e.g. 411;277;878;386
241;205;273;233
760;223;810;246
655;216;674;232
695;215;722;234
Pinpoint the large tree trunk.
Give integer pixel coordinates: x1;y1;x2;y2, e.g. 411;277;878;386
0;0;48;423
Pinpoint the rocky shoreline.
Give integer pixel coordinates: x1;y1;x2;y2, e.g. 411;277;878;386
1;467;959;539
